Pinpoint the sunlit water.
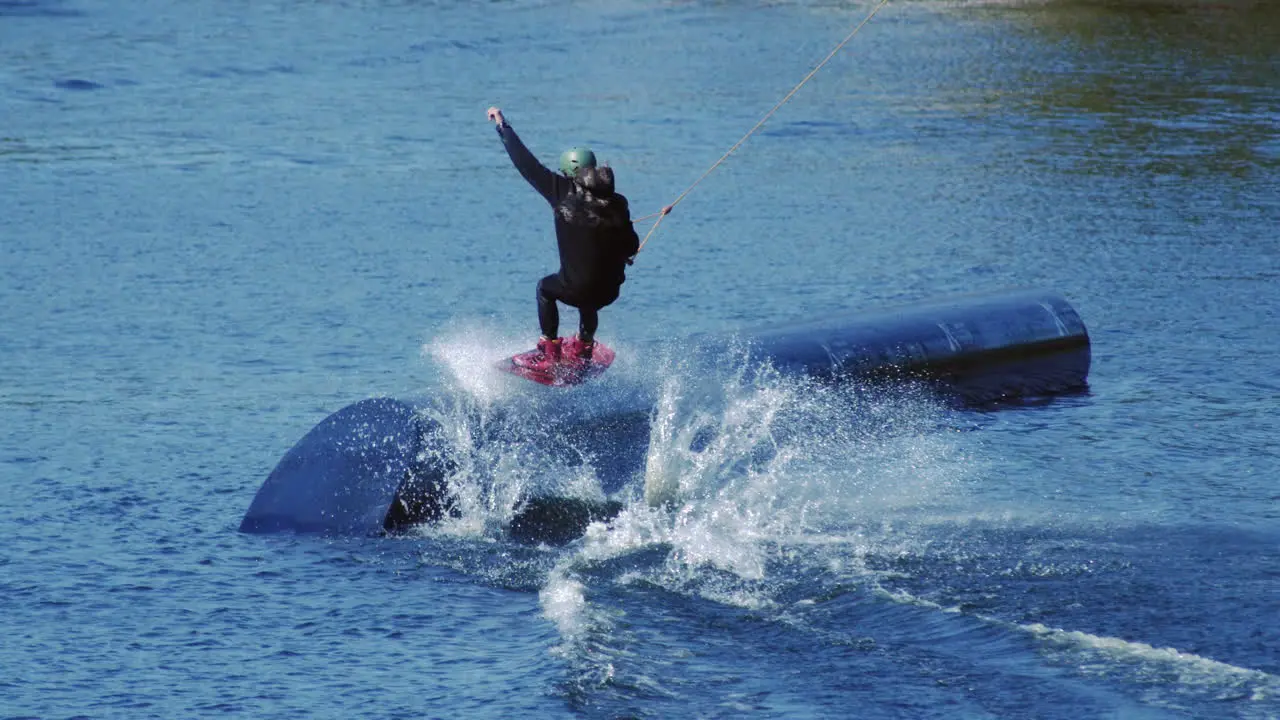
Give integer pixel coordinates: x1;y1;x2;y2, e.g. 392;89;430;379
3;1;1278;718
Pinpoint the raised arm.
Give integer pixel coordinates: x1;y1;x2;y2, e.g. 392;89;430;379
487;107;565;206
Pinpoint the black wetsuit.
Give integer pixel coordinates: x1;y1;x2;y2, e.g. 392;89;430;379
496;122;640;340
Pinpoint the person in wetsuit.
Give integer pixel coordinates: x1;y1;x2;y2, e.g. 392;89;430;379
488;106;663;370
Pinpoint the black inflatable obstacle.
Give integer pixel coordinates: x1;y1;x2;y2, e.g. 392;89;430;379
747;288;1089;403
238;398;452;536
240;289;1090;541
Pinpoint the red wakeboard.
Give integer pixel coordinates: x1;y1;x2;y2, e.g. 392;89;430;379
499;337;616;387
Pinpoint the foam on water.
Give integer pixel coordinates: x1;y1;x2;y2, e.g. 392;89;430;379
1025;623;1280;704
872;583;1280;715
540;574;590;638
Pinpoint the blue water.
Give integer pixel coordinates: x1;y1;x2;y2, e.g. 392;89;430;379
3;0;1279;718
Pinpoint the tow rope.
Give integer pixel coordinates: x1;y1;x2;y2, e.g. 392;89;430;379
632;0;892;257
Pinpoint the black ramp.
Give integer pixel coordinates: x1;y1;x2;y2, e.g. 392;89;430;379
239;397;437;535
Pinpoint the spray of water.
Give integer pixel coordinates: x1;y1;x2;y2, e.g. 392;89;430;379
417;327;975;659
415;323;646;541
537;347;976;667
421;320;528;407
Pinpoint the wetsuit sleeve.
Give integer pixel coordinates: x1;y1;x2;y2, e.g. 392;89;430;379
496;123;564;206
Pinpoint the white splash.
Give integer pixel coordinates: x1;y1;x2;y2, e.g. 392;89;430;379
1024;623;1280;705
420;321;526;405
553;354;970;614
539;573;590;637
873;584;1280;710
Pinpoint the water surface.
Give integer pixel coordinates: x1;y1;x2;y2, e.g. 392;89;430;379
2;1;1278;717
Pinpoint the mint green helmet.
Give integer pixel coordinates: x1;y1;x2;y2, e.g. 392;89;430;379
559;147;597;176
